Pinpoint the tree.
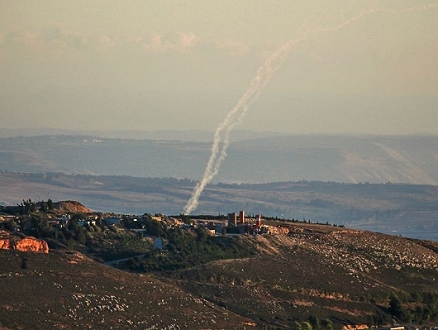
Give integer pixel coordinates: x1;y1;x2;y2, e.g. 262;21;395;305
4;219;18;232
68;217;80;232
320;319;333;330
180;214;191;225
30;213;50;238
309;315;320;330
21;257;28;269
389;294;404;319
71;213;86;222
371;308;386;326
147;220;163;237
39;201;48;212
47;199;54;210
302;322;312;330
67;238;76;250
19;199;37;214
422;306;431;322
292;321;302;330
196;226;208;242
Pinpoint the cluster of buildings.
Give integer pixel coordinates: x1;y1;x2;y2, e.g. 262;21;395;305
1;207;271;237
174;210;268;236
227;211;261;227
227;211;266;235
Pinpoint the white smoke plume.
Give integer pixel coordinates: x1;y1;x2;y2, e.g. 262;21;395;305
182;30;308;215
183;3;437;215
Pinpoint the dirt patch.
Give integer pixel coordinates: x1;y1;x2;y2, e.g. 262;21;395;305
53;201;92;214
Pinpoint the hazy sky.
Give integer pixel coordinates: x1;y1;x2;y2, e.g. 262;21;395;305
1;1;437;135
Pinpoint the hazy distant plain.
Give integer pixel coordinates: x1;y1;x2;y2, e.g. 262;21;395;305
1;132;437;185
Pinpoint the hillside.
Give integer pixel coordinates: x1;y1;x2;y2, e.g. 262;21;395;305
174;229;438;327
0;250;253;329
1;134;438;184
0;218;438;329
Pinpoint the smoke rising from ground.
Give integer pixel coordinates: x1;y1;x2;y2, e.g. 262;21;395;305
183;3;438;215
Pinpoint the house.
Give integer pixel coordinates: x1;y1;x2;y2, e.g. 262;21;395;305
342;325;369;330
130;228;148;237
78;219;96;227
104;218;121;226
151;215;163;222
153;237;163;250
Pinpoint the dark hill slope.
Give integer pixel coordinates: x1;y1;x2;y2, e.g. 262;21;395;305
0;250;252;329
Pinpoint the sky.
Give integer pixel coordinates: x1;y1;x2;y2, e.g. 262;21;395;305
1;1;437;135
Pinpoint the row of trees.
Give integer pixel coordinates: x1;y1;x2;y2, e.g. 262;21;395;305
388;292;438;323
288;299;438;330
0;198;55;215
5;211;94;248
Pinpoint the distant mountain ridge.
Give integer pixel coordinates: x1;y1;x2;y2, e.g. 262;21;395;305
0;128;279;142
1;134;437;184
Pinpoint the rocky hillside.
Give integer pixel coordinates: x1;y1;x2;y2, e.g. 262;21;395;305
0;231;49;253
172;226;438;327
52;200;92;214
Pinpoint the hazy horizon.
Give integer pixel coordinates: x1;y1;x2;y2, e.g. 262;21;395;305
1;127;437;142
1;1;437;135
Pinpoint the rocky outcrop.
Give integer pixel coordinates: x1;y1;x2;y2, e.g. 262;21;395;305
53;200;91;214
342;325;369;330
267;225;294;235
0;232;49;253
0;238;11;250
12;237;49;253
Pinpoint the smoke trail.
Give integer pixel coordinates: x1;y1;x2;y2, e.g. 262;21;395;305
183;3;438;215
183;30;308;215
